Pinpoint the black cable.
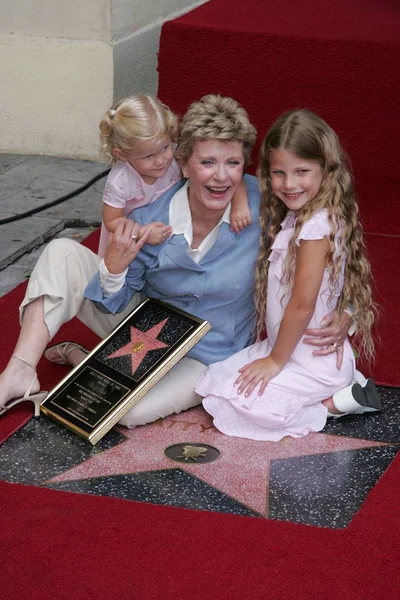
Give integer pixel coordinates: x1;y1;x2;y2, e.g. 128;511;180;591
0;168;110;226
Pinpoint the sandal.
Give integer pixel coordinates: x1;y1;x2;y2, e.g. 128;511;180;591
0;355;48;418
44;341;89;366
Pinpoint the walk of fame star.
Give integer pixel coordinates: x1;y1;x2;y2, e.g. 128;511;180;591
47;406;389;517
105;318;170;374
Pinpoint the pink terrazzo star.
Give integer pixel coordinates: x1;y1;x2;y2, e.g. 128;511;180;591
47;406;388;517
105;318;169;374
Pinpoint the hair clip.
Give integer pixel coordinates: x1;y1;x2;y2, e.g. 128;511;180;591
109;109;116;118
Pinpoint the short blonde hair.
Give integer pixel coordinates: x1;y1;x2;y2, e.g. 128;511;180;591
99;95;178;162
175;95;256;167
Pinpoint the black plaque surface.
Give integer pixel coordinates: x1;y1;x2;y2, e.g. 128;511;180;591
50;368;131;428
41;299;211;445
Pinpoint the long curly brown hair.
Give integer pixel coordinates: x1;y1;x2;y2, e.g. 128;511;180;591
255;109;376;362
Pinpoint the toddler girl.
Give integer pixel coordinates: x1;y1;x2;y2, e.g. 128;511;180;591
98;95;180;256
98;94;251;257
196;109;380;441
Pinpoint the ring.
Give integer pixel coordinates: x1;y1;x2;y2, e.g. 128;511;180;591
131;234;137;240
332;343;342;350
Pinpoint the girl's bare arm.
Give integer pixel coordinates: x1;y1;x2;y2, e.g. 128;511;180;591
236;237;329;396
270;237;330;367
104;205;172;246
230;179;251;233
103;204;127;233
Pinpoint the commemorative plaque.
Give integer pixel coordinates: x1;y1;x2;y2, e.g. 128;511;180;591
40;298;211;445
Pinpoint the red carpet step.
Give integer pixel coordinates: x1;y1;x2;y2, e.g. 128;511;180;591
159;0;400;234
158;0;400;385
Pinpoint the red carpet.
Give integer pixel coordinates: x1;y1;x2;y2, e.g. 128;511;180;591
0;403;32;446
2;450;399;599
356;234;400;386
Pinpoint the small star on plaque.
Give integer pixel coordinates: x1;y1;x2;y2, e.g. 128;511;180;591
164;443;221;464
105;318;170;374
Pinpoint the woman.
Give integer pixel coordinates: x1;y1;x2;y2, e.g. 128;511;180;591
0;95;353;427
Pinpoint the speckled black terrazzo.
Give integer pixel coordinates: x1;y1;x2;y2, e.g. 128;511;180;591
0;415;125;484
323;386;400;444
44;469;260;518
268;445;399;528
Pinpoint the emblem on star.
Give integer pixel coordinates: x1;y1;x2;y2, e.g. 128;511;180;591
177;445;209;461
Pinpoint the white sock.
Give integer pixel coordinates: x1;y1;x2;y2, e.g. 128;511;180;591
353;370;368;387
331;385;355;413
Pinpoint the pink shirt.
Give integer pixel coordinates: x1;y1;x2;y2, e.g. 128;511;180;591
98;158;181;257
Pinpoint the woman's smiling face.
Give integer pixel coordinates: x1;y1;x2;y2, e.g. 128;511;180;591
182;139;245;217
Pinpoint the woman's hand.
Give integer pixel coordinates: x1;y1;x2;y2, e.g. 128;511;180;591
235;356;282;397
141;222;173;245
303;310;353;368
104;220;151;274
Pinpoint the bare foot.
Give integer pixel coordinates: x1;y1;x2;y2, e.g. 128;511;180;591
67;348;87;366
46;343;88;367
0;357;40;409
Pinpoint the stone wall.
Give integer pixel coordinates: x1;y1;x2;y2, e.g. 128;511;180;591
0;0;208;159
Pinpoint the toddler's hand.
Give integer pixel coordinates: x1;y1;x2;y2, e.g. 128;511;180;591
230;206;252;234
235;356;282;397
140;222;173;245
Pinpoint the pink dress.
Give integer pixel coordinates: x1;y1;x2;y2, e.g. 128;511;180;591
98;159;181;257
195;209;355;441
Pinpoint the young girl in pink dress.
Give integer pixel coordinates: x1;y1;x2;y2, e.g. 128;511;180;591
97;95;180;257
98;94;252;257
196;109;379;441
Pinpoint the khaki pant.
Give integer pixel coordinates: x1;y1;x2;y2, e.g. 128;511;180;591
20;238;206;427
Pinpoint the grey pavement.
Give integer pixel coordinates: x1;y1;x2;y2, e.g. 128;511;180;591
0;154;108;296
